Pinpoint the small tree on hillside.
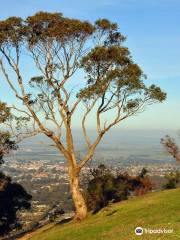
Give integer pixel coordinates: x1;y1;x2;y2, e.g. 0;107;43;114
0;12;166;220
163;171;180;189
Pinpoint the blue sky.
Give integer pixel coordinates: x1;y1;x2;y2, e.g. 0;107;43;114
0;0;180;129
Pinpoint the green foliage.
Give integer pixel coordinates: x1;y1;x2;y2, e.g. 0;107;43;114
0;12;94;47
0;172;32;235
0;12;166;116
0;101;17;164
138;167;148;178
85;165;152;213
0;102;11;123
0;17;24;46
26;12;94;46
86;165;129;213
164;171;180;189
95;19;117;31
79;43;166;105
146;84;166;102
0;132;17;164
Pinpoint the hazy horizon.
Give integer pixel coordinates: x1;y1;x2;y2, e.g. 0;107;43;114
4;128;179;167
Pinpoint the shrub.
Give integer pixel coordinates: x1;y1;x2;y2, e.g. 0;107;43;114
164;171;180;189
0;172;32;235
85;165;152;213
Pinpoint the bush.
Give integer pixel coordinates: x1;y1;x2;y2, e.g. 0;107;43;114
132;168;153;196
164;171;180;189
0;172;32;235
85;165;152;213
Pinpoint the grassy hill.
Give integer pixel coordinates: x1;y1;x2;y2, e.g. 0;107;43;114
21;189;180;240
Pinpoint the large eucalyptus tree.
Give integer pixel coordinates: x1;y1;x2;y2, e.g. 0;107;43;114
0;12;166;219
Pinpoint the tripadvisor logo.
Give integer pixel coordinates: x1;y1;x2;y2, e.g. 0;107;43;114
135;227;143;235
135;227;173;236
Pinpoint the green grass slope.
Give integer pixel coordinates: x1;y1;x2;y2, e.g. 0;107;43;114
25;189;180;240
